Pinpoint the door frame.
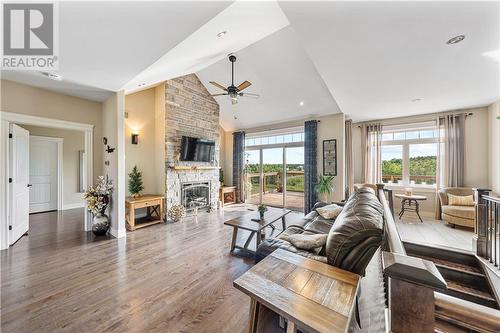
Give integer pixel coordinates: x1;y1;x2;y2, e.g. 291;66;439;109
246;142;304;209
0;112;94;250
29;135;64;212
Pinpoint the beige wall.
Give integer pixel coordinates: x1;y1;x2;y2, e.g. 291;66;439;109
21;125;85;208
154;84;166;195
1;80;103;178
124;88;157;196
352;106;490;213
489;101;500;194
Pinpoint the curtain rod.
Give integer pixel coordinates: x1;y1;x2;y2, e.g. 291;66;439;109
356;112;473;128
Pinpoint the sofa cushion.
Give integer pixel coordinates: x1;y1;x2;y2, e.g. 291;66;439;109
325;188;384;275
442;205;475;220
281;233;327;251
447;194;474;206
303;217;335;234
316;204;343;219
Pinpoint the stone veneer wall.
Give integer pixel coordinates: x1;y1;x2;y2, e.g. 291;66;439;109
164;74;220;211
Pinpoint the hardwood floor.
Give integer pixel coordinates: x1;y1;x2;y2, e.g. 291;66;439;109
1;203;400;333
1;205;285;333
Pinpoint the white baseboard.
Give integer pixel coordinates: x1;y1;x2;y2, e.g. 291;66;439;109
109;226;126;239
62;202;85;210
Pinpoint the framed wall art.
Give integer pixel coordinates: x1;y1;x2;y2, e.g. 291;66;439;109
323;139;337;176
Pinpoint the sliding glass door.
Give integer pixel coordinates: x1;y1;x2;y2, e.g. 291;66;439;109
244;130;305;211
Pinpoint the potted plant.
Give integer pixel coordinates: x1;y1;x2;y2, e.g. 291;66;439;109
84;176;113;236
128;165;144;198
315;174;335;203
258;204;268;220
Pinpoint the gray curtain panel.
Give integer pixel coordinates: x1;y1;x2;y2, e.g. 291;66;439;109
361;123;383;184
232;131;246;203
345;119;354;198
304;120;318;213
435;114;466;219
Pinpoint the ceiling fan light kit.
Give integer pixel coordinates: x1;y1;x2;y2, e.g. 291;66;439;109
209;54;260;105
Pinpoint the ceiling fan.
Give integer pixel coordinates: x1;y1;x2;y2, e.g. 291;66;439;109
209;54;259;105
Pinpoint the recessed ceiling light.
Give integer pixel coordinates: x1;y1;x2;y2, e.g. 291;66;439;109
412;98;422;102
299;101;304;106
217;31;227;38
42;72;63;81
446;35;465;45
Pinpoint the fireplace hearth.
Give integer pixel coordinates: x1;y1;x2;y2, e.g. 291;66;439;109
181;181;211;211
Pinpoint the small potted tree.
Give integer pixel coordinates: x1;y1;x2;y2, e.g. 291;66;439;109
128;165;144;198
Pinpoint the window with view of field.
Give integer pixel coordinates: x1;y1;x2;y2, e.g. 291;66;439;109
244;129;305;211
381;124;438;186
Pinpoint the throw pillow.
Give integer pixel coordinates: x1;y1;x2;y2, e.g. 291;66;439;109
316;204;343;220
283;233;328;251
447;194;474;206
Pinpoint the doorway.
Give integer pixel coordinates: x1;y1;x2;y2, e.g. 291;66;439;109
245;129;305;211
29;136;63;213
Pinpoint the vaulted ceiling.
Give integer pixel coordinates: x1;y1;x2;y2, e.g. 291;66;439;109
2;1;499;130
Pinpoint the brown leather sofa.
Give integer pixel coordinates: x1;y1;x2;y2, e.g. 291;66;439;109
256;187;384;275
438;187;475;228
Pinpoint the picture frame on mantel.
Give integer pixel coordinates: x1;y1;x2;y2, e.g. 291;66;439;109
323;139;337;176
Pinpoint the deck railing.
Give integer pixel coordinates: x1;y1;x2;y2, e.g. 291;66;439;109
475;189;500;270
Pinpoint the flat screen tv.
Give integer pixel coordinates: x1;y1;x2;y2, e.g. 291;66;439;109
180;136;215;162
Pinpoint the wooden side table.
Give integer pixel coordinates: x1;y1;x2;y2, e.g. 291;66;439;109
125;195;164;231
219;186;236;206
234;249;360;333
394;194;427;222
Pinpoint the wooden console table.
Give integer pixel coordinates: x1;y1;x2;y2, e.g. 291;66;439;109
125;195;164;231
234;249;360;333
219;186;236;206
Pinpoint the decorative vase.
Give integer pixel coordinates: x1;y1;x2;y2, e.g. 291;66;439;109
92;212;110;236
259;212;265;220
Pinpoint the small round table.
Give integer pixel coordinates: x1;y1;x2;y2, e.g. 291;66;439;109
394;194;427;222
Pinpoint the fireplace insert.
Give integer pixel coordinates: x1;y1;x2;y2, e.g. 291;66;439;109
181;181;211;211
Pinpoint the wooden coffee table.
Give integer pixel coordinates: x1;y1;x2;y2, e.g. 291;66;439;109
234;249;360;333
395;194;427;222
224;207;291;254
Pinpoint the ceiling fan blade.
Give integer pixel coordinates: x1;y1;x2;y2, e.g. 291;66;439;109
209;81;227;91
239;92;260;99
211;93;228;97
236;80;252;91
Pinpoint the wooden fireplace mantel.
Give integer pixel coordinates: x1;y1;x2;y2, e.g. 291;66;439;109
168;165;221;171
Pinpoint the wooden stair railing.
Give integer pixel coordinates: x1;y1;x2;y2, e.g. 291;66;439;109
376;184;500;333
475;188;500;269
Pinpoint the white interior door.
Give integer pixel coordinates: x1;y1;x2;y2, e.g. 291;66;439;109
9;124;30;245
29;137;58;213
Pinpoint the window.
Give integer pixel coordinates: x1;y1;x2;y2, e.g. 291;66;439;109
381;123;438;187
245;129;304;148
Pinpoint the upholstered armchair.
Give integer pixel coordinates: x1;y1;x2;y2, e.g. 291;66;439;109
438;187;475;228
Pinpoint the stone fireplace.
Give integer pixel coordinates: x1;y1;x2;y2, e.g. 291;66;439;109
181;181;211;211
164;74;221;213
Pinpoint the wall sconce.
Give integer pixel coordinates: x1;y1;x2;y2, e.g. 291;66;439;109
131;133;139;145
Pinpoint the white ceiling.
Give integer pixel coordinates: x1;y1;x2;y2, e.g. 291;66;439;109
279;1;500;122
123;1;290;93
2;1;499;126
2;1;232;101
197;26;341;130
